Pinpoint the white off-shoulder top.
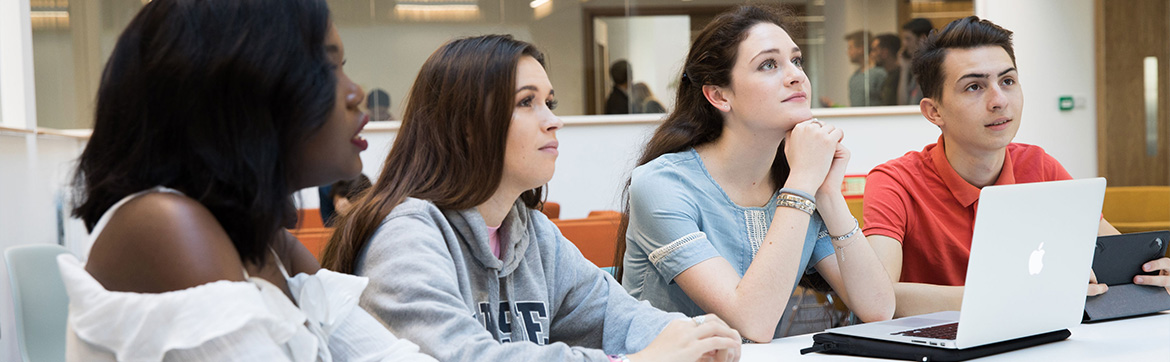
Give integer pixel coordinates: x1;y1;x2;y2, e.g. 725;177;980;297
59;187;437;362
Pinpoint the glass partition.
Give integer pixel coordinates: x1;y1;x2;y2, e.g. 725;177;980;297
24;0;973;129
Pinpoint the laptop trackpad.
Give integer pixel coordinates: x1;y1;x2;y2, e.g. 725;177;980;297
886;317;953;328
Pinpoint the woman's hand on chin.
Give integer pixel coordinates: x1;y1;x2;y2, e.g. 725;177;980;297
816;141;850;202
783;119;843;194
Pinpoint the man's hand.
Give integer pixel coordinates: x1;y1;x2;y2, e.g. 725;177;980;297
1134;257;1170;293
1087;269;1108;296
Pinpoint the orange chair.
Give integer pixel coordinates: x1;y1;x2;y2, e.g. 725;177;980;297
540;201;561;220
294;209;327;229
291;228;334;260
1102;186;1170;234
552;211;623;269
289;209;334;260
846;197;865;229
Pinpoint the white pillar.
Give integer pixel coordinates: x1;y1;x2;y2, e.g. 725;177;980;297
1;0;37;130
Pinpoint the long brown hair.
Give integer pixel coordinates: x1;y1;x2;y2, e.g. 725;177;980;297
321;35;545;273
613;4;799;281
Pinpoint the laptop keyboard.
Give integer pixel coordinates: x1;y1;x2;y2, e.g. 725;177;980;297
891;322;959;340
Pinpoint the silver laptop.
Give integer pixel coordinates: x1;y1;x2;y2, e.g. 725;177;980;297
828;178;1107;349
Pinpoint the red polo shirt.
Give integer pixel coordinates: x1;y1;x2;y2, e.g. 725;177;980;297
862;136;1073;286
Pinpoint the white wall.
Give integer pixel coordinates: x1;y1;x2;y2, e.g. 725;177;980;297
337;23;534;119
31;31;78;130
294;110;940;218
625;16;690;111
0;133;88;360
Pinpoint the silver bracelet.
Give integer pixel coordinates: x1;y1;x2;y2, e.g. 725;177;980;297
831;219;861;261
830;218;861;242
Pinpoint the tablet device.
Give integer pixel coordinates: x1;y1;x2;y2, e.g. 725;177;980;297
1092;230;1168;286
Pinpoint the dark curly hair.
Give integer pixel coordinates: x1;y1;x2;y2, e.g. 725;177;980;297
72;0;336;265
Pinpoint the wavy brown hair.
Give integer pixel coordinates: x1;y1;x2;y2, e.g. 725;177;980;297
612;4;799;282
321;35;545;273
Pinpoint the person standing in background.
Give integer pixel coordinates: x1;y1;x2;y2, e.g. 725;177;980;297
898;18;934;105
821;31;886;107
871;33;902;106
632;82;667;114
368;88;396;121
605;60;632;114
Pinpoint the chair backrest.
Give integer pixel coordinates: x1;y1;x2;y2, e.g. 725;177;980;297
541;202;561;220
845;197;865;229
5;244;70;362
1102;186;1170;234
289;227;335;261
294;208;327;229
553;211;622;268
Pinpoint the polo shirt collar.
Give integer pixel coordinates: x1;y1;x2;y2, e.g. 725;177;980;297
931;136;1017;207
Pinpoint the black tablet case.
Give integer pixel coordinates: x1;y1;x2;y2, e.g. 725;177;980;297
1084;230;1170;322
800;329;1071;362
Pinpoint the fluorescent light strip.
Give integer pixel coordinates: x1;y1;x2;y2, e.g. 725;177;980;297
30;11;69;18
530;0;550;8
395;4;479;11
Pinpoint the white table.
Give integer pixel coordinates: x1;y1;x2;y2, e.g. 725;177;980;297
742;312;1170;361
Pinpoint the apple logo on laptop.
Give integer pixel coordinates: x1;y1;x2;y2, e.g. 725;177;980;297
1029;242;1046;275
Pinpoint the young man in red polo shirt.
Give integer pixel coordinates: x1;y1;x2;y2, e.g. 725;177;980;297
862;16;1170;318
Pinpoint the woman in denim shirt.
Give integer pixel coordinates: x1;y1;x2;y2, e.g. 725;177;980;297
618;4;895;343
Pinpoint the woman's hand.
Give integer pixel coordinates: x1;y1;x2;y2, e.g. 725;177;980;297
628;314;742;362
784;119;844;194
816;141;851;202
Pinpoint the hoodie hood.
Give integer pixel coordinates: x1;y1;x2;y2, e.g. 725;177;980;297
443;198;532;277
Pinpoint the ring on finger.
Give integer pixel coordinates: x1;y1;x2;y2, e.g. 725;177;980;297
692;315;706;326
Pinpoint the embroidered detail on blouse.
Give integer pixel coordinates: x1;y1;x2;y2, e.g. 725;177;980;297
650;231;707;264
744;209;768;257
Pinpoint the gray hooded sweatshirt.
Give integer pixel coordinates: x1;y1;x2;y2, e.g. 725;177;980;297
355;198;680;361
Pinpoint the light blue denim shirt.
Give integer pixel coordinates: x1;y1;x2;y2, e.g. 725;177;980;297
621;149;834;336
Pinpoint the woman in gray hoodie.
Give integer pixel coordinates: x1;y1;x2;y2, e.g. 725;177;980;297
321;35;742;362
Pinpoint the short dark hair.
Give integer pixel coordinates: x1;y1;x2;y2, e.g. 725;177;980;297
902;18;934;37
72;0;335;264
844;30;871;47
610;60;630;85
912;16;1016;101
367;89;390;109
873;33;901;55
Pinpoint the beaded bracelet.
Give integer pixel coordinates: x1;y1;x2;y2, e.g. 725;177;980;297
776;193;815;215
779;187;816;204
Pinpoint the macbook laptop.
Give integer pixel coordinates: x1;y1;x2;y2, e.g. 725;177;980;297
827;177;1107;350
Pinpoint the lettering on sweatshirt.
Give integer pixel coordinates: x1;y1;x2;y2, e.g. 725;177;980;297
476;301;550;345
